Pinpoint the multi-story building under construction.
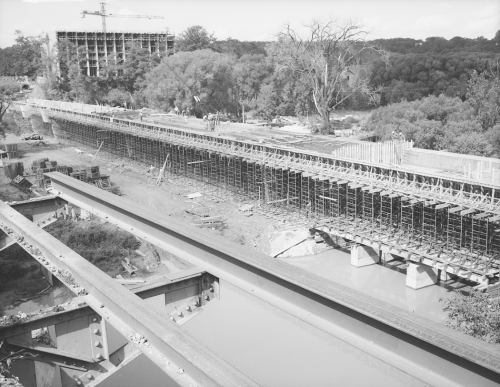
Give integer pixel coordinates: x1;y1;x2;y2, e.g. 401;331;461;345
55;30;174;76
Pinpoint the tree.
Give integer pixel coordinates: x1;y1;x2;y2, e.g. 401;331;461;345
67;63;99;104
100;42;162;107
233;54;272;120
271;19;384;132
10;31;43;78
466;65;500;130
176;25;216;52
144;50;236;116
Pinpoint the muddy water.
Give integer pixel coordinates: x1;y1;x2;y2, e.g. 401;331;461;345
4;285;73;315
184;282;427;387
280;248;453;323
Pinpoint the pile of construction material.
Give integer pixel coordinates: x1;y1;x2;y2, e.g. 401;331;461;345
11;175;32;192
20;133;43;141
31;158;111;190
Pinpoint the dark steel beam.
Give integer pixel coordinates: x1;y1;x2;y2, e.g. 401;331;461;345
0;198;263;387
0;268;205;340
47;171;500;387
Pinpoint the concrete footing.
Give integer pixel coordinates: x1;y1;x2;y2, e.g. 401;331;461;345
406;263;437;289
351;244;380;267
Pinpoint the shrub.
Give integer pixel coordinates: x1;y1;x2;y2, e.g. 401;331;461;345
441;291;500;344
45;220;139;276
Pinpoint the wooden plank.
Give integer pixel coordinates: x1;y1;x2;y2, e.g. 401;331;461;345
319;195;338;202
193;215;223;223
473;213;491;219
448;206;463;214
192;222;223;228
460;209;476;216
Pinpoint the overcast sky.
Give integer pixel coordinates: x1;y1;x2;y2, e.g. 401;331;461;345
0;0;498;48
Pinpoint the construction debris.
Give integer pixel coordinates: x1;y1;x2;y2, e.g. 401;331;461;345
187;192;202;199
121;258;138;275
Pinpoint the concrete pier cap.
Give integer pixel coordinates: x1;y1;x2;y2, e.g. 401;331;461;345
350;244;380;267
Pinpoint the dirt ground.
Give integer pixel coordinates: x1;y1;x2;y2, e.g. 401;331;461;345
1;132;289;270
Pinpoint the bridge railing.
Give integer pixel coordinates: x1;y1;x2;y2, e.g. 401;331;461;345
332;140;414;165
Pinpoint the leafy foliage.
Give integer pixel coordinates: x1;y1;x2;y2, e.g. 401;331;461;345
0;31;43;78
365;65;500;157
176;25;216;52
45;220;139;277
0;79;19;98
441;291;500;344
144;49;237;116
370;52;498;105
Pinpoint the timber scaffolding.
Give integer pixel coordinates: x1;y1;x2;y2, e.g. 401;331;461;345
11;101;500;285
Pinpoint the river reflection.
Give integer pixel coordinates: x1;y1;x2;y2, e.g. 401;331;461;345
279;248;454;323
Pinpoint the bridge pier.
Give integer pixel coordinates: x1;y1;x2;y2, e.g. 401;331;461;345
350;244;380;267
381;252;398;263
406;263;438;289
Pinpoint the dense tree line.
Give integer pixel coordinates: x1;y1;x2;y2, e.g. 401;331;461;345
365;68;500;157
371;52;498;105
0;25;498;136
371;33;500;55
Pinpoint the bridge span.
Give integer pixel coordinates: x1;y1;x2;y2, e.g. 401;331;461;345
9;99;500;288
0;173;499;386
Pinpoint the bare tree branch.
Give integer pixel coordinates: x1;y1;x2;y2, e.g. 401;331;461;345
273;18;387;133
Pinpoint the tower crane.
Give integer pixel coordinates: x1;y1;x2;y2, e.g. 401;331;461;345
81;2;164;34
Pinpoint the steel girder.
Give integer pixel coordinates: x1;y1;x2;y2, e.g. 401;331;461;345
0;199;262;387
44;172;500;387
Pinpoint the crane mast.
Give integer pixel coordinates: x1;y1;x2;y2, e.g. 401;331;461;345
81;2;164;34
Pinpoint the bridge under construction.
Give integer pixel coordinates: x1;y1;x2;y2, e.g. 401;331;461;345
11;99;500;288
1;99;500;386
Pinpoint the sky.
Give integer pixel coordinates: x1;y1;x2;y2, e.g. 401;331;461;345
0;0;498;48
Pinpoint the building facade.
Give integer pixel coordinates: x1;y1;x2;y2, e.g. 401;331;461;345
56;31;174;76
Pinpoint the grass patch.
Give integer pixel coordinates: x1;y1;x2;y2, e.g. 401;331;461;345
0;185;31;203
0;245;37;287
45;219;139;277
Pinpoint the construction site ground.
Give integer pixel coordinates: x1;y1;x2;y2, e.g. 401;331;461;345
0;132;334;316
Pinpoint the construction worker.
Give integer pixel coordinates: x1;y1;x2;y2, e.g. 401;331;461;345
174;106;179;115
139;111;143;122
